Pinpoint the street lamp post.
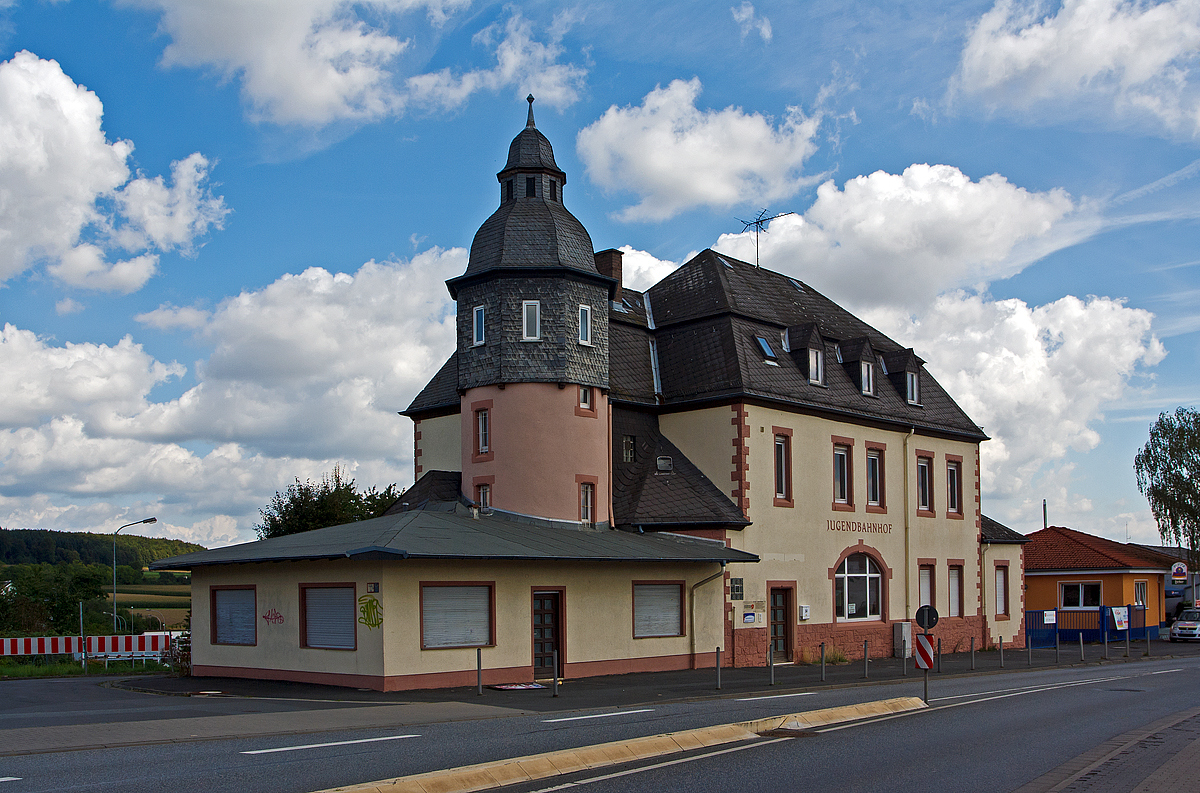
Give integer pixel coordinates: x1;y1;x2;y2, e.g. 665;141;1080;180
114;517;157;634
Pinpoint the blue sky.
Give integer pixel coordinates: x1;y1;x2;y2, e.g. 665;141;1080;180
0;0;1196;547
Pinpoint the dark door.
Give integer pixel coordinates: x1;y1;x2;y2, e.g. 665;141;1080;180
770;588;792;662
533;591;561;678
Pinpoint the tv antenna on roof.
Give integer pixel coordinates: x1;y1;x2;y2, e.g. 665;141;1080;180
735;208;794;267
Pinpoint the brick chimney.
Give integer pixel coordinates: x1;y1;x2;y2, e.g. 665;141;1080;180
594;248;623;302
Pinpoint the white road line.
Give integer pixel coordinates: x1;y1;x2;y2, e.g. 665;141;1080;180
0;778;21;783
527;737;792;791
930;674;1130;702
240;734;419;754
1147;668;1183;675
736;692;816;701
542;709;654;723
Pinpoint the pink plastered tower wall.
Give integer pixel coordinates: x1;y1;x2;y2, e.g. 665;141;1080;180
460;382;610;523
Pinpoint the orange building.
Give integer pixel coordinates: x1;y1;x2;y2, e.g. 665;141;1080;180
1025;526;1170;635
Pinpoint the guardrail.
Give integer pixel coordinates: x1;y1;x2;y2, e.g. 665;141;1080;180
0;632;185;662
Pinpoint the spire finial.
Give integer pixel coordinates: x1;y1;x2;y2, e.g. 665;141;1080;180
526;94;536;128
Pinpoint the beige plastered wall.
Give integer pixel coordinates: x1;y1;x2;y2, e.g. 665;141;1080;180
461;383;610;523
192;558;727;683
659;403;983;636
981;542;1025;644
414;413;461;478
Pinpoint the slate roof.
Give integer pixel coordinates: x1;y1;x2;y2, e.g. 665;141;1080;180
609;249;986;441
404;352;458;418
1025;526;1172;572
382;470;465;514
501;99;563;176
457;199;598;281
151;500;758;569
980;515;1029;544
611;408;749;530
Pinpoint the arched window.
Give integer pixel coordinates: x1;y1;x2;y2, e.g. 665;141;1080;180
835;553;882;621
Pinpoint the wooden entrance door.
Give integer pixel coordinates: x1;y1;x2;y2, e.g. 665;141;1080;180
770;588;792;662
533;591;561;678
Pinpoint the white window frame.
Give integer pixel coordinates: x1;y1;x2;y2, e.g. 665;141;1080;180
835;554;882;621
774;434;790;500
917;458;932;512
476;409;490;454
522;300;541;341
1135;580;1148;607
1061;581;1102;609
866;450;882;507
808;347;824;384
580;482;595;524
860;360;875;395
906;370;920;404
633;583;683;638
421;584;493;649
578;305;592;344
948;566;962;617
579;386;592;411
622;434;635;463
919;566;933;608
947;461;962;515
475;483;490;508
995;566;1010;616
833;446;850;504
472;305;486;346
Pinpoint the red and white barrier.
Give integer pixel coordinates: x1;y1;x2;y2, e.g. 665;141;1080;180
0;636;84;656
0;633;178;657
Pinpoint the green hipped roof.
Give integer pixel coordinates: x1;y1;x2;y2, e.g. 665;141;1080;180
152;503;759;569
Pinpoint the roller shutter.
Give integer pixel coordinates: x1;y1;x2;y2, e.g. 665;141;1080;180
304;587;356;649
634;584;682;638
422;586;491;648
213;588;256;645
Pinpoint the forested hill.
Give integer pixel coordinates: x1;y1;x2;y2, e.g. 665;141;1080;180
0;528;206;568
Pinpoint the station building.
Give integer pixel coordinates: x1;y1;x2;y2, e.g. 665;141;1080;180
157;100;1021;690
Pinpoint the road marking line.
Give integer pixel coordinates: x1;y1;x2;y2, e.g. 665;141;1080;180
241;734;419;754
736;692;815;702
542;709;654;723
0;778;21;783
1147;668;1182;675
526;737;792;791
930;674;1130;702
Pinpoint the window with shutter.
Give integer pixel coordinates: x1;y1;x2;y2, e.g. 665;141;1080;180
302;586;356;650
212;587;256;645
633;583;683;638
421;585;493;648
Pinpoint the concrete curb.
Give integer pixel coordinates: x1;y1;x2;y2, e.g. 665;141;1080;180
316;696;926;793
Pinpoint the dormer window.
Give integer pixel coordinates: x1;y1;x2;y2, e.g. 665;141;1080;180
473;305;485;346
755;336;778;364
860;361;875;395
809;347;824;385
906;371;921;405
526;177;537;198
780;329;790;352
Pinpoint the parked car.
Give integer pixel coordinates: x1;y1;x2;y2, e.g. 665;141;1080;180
1169;609;1200;642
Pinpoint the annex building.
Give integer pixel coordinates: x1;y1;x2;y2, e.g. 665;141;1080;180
157;100;1021;691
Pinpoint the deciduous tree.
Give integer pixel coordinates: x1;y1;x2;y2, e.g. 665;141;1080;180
256;466;400;539
1135;407;1200;564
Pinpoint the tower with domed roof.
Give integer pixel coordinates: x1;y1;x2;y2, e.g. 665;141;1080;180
443;97;615;524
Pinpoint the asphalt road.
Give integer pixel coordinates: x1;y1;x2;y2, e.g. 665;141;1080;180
3;657;1200;792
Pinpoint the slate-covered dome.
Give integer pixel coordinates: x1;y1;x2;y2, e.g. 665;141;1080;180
456;96;597;282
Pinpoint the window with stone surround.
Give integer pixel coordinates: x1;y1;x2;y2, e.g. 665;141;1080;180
835;554;882;621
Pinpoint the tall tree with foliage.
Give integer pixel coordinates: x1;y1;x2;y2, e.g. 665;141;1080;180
1135;407;1200;564
256;466;401;539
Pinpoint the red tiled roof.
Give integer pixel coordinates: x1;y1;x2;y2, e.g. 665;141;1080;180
1025;526;1171;571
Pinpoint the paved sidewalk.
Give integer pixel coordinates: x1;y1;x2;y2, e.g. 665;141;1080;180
121;637;1200;713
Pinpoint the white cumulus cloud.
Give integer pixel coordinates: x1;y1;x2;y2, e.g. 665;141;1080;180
952;0;1200;137
713;163;1078;312
0;247;464;545
577;78;821;222
0;51;227;292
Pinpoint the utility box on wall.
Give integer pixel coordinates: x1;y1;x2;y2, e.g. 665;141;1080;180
798;604;810;620
893;621;912;658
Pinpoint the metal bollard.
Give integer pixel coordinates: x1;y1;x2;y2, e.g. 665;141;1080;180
716;647;722;690
999;639;1004;668
1103;627;1108;659
1147;630;1152;657
552;650;559;697
1080;633;1084;662
863;640;869;679
937;638;942;673
1125;630;1130;658
1028;637;1032;666
1056;630;1060;664
902;638;907;676
970;636;975;670
820;642;826;682
768;645;775;686
477;647;483;696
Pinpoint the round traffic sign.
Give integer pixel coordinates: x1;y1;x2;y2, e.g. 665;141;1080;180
915;604;939;630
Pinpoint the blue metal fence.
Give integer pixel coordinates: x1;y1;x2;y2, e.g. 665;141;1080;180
1025;605;1158;648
